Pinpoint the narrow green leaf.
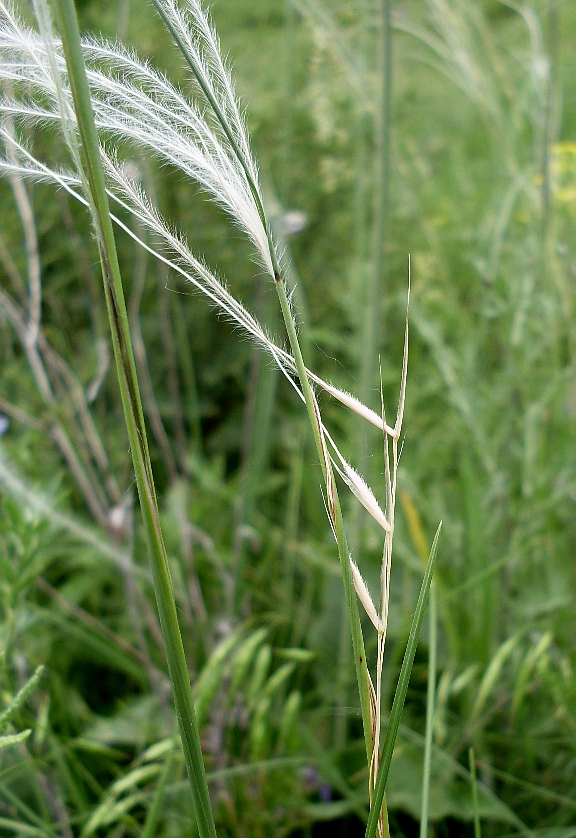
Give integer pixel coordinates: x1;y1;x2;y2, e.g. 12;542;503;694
419;584;437;838
365;522;442;838
45;1;216;835
141;745;176;838
469;747;482;838
0;819;52;837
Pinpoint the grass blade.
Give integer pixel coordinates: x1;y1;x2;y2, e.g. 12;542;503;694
365;522;442;838
469;747;482;838
45;1;216;835
140;744;177;838
420;584;437;837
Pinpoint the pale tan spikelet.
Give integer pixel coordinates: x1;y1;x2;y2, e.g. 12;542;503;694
350;558;384;634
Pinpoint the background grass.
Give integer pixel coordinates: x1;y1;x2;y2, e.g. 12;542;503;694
0;0;575;835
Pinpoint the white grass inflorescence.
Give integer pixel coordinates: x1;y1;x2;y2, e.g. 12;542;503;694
0;0;397;437
0;7;410;824
0;0;409;621
0;2;272;274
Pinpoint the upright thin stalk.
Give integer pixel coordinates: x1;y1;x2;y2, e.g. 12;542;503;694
365;0;392;394
469;747;482;838
281;0;296;205
47;1;216;835
147;0;375;764
337;0;394;754
274;275;374;764
334;0;371;753
420;584;437;837
402;491;439;837
540;0;559;242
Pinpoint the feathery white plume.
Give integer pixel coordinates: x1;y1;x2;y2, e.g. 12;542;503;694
0;0;273;274
0;0;396;531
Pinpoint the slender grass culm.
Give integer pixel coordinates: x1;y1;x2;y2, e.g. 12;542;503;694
17;0;217;836
0;0;439;833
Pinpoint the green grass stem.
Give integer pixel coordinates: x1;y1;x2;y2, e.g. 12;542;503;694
469;747;482;838
152;0;375;765
274;277;374;764
419;584;437;837
365;0;391;387
47;1;216;834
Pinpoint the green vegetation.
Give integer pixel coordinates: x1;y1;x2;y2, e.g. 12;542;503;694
0;0;575;835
